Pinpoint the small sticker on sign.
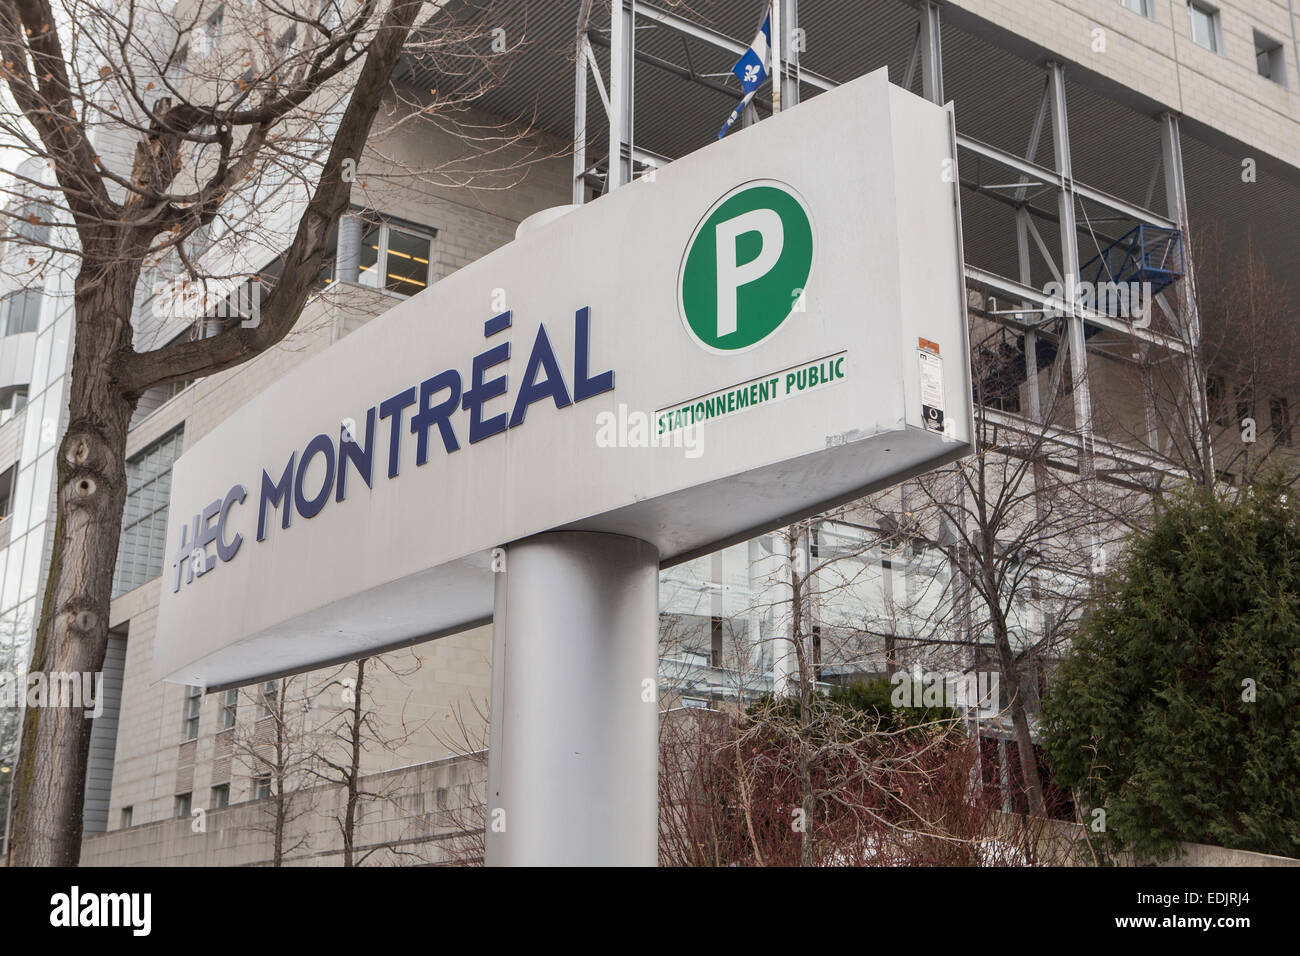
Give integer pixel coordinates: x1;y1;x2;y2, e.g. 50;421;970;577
918;341;945;434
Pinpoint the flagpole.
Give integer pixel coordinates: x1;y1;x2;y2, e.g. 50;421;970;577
770;0;782;114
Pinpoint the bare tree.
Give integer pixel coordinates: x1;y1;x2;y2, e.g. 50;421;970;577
308;654;430;866
0;0;550;865
1087;225;1300;492
229;675;318;866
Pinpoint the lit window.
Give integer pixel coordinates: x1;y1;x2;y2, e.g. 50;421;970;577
210;783;230;809
175;792;192;818
358;219;434;296
182;684;201;741
1255;32;1287;86
220;688;238;729
1187;2;1220;53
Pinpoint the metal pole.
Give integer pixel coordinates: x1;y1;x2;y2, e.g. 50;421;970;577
573;32;589;204
770;0;782;114
607;0;634;190
485;531;660;866
919;0;944;104
1048;61;1094;477
782;0;800;109
1160;112;1211;476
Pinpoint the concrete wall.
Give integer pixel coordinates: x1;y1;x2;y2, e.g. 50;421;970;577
947;0;1300;170
81;754;485;867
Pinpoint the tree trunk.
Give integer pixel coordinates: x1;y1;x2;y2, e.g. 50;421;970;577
991;618;1047;816
342;660;365;867
6;265;137;866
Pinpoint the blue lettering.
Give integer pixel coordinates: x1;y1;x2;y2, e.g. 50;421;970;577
257;454;296;542
337;408;376;502
462;339;510;444
573;306;614;401
294;434;336;520
509;323;571;428
412;370;462;464
379;388;417;479
216;484;246;562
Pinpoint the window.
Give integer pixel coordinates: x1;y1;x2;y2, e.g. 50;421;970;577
112;427;184;597
120;806;133;828
167;45;187;83
252;773;271;800
220;688;238;730
2;288;42;335
202;6;224;56
1255;32;1287;86
1270;396;1292;447
258;680;279;719
1235;383;1254;427
1207;373;1228;426
181;684;202;741
1187;2;1220;53
709;616;723;667
2;386;28;416
318;0;343;32
358;219;434;295
274;26;298;62
13;202;50;244
175;792;192;818
1118;0;1152;17
0;464;16;520
210;784;230;809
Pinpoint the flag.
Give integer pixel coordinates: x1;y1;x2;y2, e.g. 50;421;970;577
717;11;771;139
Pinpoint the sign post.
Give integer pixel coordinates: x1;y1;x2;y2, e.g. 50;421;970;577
485;532;659;865
152;70;972;866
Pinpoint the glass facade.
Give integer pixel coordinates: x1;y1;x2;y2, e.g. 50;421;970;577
112;427;184;599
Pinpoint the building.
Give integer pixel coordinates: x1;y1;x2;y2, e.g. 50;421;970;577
1;0;1297;864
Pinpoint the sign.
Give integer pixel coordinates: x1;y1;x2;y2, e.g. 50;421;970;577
154;69;972;689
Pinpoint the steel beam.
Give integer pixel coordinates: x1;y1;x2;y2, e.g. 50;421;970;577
919;0;944;104
965;267;1188;355
636;1;837;91
1047;61;1094;476
607;0;635;191
1161;112;1211;473
957;134;1175;230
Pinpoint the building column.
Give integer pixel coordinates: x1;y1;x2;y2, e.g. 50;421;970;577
1048;61;1094;477
919;0;944;105
485;531;659;866
1160;112;1211;475
607;0;634;191
334;213;363;284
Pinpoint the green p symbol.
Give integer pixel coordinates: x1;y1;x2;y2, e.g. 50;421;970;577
679;181;814;352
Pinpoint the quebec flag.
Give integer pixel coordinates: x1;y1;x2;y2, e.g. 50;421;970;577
717;11;771;139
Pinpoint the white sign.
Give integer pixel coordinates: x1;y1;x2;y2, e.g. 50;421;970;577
154;69;972;688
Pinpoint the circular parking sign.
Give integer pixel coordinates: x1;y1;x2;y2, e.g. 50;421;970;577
678;180;814;352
